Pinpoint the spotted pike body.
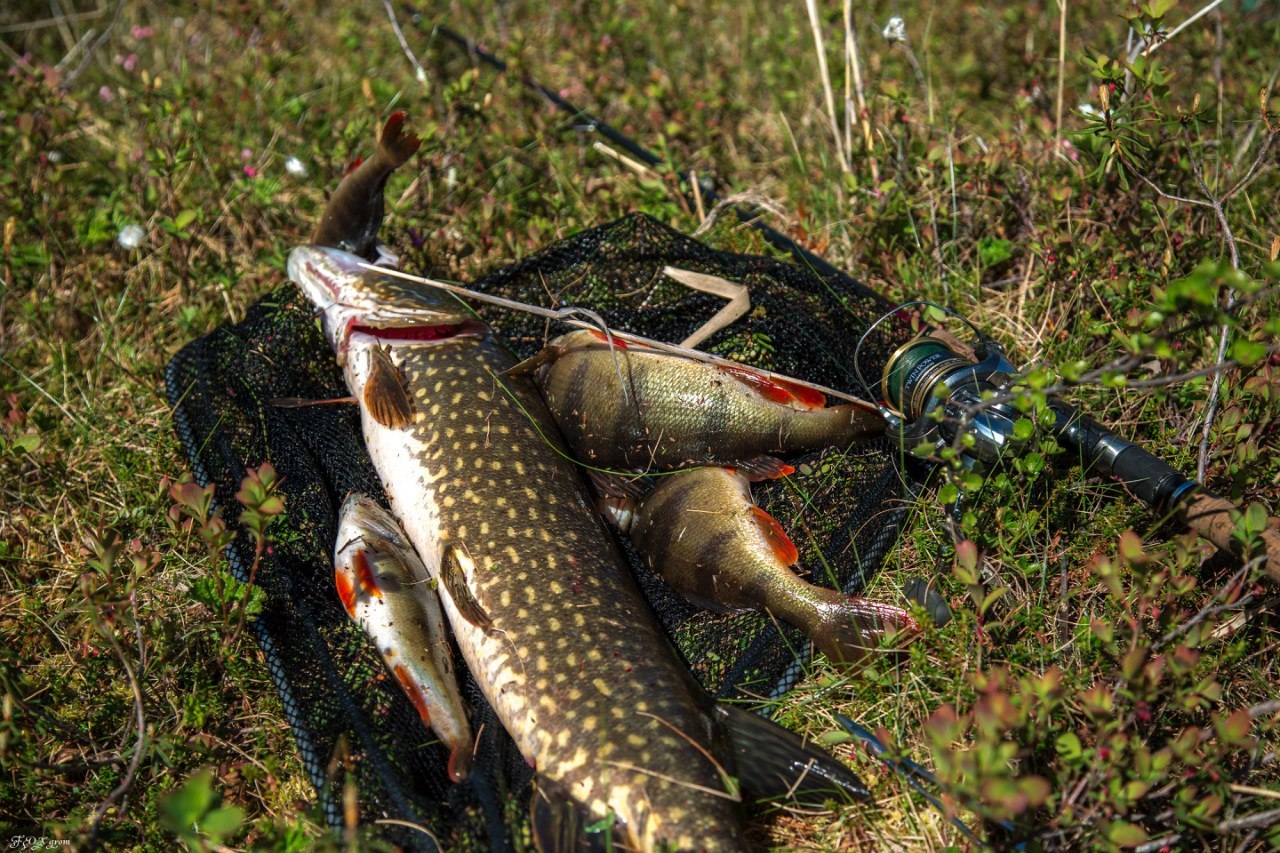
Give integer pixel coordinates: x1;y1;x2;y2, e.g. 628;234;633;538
607;467;918;667
291;246;755;851
532;330;884;475
334;493;473;781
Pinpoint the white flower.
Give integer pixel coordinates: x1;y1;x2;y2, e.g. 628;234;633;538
284;156;308;178
1078;103;1100;117
883;17;907;43
117;224;146;249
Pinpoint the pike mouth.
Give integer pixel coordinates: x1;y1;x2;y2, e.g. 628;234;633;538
350;321;483;342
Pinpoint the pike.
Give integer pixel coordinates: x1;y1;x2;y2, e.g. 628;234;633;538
334;493;473;782
292;116;873;850
604;466;919;667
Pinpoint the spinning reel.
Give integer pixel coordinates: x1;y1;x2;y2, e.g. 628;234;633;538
854;302;1199;513
867;309;1024;468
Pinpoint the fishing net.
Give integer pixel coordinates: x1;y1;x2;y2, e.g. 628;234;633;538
165;212;920;850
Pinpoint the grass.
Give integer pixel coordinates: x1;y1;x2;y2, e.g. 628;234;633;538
2;0;1279;849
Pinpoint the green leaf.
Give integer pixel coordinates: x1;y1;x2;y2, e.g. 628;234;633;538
1106;819;1150;847
1019;451;1045;476
174;208;198;231
1012;418;1034;441
981;586;1008;613
1218;708;1252;745
200;805;244;841
977;236;1014;267
1118;530;1146;565
1056;732;1083;762
818;730;854;746
1231;338;1266;366
161;768;216;828
955;540;979;574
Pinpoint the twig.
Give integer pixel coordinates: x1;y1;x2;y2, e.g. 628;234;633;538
1217;806;1280;834
0;7;105;34
805;0;849;173
87;590;147;839
1133;172;1215;210
228;537;265;646
842;0;875;174
1135;833;1181;852
61;0;125;90
1140;0;1228;58
1222;128;1279;203
383;0;427;83
1155;559;1258;650
1190;162;1241;481
1055;0;1068;136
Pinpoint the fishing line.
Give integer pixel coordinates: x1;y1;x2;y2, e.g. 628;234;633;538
358;262;634;400
360;263;878;408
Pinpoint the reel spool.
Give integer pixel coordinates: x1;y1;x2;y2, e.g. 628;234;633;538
856;303;1026;467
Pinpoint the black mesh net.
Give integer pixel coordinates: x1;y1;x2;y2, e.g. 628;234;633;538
165;213;919;849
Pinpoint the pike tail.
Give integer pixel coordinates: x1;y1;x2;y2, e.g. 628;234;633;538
716;703;870;804
310;112;421;257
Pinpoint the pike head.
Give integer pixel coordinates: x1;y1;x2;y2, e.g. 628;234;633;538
287;245;485;364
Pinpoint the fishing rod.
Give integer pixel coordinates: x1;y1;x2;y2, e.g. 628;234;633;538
415;16;1280;579
415;18;858;290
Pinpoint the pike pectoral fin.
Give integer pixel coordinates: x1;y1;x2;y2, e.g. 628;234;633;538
364;347;414;429
529;779;617;853
441;547;492;629
715;703;870;806
502;344;559;378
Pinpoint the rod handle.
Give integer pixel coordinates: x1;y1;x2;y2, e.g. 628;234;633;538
1178;491;1280;584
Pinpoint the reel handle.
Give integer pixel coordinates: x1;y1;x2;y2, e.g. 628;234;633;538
1051;402;1280;579
1179;492;1280;585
